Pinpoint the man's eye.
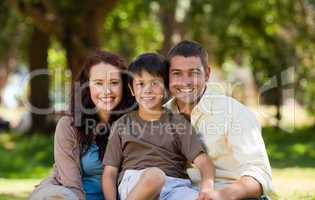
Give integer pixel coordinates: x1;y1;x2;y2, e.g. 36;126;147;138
192;71;201;75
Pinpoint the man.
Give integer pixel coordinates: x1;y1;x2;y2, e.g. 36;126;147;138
165;40;273;200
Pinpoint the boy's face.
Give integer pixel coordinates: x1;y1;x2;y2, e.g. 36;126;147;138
130;70;165;112
169;55;209;105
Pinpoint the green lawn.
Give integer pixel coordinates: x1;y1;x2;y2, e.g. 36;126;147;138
1;127;315;200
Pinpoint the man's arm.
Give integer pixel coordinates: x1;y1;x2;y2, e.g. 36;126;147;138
214;176;262;200
221;103;272;199
193;153;215;200
102;165;118;200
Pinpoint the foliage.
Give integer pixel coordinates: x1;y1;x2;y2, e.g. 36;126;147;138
48;40;70;111
0;0;31;64
185;0;314;111
103;0;163;61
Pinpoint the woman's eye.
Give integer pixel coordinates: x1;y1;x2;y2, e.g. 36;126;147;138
111;81;120;85
95;82;103;86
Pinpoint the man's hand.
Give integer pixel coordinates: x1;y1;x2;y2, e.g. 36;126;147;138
197;190;232;200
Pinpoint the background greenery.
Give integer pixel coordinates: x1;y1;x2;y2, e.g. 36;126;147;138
0;0;315;199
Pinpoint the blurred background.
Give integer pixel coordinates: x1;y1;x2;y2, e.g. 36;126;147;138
0;0;314;199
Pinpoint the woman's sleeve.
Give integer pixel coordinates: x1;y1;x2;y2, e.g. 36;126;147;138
54;116;85;200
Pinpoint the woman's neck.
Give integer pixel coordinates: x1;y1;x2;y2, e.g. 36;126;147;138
98;110;110;123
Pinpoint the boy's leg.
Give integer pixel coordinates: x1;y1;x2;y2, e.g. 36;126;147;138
126;167;166;200
160;176;198;200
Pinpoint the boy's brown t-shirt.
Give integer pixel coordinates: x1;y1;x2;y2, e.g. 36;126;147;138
103;109;206;183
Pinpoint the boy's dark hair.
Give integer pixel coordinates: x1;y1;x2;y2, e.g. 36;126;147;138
128;53;169;89
166;40;208;69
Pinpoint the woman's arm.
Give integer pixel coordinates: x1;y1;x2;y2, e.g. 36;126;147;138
54;116;84;199
102;165;118;200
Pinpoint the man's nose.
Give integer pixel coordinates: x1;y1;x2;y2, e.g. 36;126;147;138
180;74;194;86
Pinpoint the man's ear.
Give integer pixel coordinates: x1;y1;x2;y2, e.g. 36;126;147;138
128;84;135;96
205;64;211;81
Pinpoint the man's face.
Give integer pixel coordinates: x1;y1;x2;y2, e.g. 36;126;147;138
169;56;209;105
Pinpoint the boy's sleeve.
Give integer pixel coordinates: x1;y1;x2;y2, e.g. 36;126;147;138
176;117;206;162
103;121;124;167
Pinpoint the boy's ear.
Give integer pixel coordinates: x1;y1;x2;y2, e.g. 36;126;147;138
128;84;135;96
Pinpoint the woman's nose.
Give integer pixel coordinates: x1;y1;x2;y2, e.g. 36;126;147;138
102;86;111;94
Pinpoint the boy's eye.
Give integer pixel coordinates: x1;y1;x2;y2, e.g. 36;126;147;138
171;71;181;76
152;80;162;86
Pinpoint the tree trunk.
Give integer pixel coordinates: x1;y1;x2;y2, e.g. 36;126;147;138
275;74;282;129
63;8;105;81
159;0;177;56
29;26;50;134
0;61;10;103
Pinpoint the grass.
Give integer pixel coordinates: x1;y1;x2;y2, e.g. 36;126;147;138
0;132;53;179
263;127;315;168
0;127;315;199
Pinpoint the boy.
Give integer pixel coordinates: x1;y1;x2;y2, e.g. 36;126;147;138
102;53;214;200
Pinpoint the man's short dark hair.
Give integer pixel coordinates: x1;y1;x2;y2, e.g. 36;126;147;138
128;53;169;89
166;40;208;69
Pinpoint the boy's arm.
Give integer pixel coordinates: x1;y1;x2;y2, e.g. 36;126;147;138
102;165;118;200
193;153;215;200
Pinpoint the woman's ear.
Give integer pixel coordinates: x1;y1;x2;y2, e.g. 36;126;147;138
128;84;135;96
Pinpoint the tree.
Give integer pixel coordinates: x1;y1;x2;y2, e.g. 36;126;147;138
0;0;26;100
8;0;119;133
102;0;163;60
184;0;309;128
12;0;119;80
28;26;50;133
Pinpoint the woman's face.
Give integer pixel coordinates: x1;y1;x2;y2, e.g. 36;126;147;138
89;62;123;113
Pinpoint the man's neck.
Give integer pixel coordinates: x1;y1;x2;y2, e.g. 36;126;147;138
175;100;195;117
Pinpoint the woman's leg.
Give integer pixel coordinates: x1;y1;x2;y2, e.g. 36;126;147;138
29;184;78;200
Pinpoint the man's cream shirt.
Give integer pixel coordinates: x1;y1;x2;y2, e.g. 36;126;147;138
164;83;273;196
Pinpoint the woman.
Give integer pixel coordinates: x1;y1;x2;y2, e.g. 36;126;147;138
29;51;135;200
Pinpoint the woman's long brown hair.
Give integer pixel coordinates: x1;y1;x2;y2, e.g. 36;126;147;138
70;50;135;159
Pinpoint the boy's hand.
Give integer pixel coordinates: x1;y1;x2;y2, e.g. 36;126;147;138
193;153;215;200
197;189;214;200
